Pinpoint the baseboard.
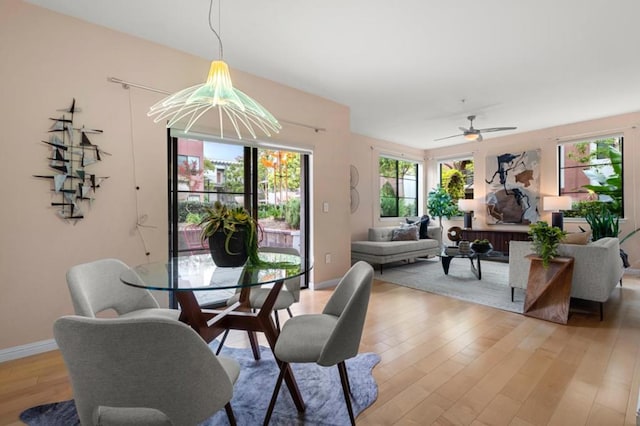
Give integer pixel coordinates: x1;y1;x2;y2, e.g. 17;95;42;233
0;339;58;363
625;268;640;276
311;278;340;290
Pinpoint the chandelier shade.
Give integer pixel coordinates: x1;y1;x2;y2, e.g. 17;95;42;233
148;60;281;139
147;0;280;139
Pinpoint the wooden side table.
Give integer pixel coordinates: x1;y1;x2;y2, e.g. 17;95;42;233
524;255;574;324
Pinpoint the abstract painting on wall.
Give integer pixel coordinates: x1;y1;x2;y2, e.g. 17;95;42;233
485;150;540;225
34;98;109;222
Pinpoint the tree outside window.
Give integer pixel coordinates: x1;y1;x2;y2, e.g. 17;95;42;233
438;158;474;202
379;156;418;217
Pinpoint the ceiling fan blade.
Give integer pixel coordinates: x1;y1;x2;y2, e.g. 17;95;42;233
458;127;470;132
433;133;464;141
477;126;517;133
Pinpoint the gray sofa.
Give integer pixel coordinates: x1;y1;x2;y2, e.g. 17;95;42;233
509;237;624;319
351;225;442;272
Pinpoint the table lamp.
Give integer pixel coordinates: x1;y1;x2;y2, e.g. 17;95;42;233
543;196;572;230
458;199;475;229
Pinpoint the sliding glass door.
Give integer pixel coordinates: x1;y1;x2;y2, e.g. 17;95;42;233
168;134;309;307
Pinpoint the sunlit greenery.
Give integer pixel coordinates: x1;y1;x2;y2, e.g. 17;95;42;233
379;157;418;217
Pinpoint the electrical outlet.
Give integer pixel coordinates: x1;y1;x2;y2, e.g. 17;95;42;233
323;202;329;213
325;253;331;264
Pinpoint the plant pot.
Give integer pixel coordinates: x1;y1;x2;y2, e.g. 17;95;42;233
208;228;248;267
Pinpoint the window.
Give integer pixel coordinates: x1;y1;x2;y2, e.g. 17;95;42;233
438;157;474;201
379;156;418;217
558;136;623;217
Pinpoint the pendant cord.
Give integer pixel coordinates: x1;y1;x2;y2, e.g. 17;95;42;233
209;0;224;59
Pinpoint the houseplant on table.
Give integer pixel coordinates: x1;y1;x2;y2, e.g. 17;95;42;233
199;201;259;267
528;221;567;268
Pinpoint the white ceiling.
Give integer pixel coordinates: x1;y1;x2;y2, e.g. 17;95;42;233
25;0;640;149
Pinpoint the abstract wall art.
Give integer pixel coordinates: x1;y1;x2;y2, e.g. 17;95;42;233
34;99;110;222
485;150;540;225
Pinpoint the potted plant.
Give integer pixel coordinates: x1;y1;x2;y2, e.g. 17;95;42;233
427;185;458;228
470;239;493;254
528;221;567;268
199;201;259;267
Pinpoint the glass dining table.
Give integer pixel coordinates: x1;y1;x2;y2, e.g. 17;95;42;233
120;251;312;413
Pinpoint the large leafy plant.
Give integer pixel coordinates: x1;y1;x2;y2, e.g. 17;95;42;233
528;221;567;268
581;144;623;214
427;185;458;228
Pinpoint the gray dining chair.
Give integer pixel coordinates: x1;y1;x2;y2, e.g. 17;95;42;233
66;258;179;320
54;315;240;426
216;246;301;354
264;261;374;426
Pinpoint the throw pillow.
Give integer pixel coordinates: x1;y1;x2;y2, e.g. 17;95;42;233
407;215;431;239
391;226;419;241
561;231;591;245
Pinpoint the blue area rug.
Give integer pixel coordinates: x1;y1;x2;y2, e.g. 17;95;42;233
20;343;380;426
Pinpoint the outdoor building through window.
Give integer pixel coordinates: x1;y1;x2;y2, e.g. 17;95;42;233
379;156;418;217
438;157;474;202
558;136;624;218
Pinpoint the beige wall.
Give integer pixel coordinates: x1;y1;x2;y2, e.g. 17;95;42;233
349;133;425;240
0;0;351;350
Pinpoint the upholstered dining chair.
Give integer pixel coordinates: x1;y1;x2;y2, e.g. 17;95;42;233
216;246;301;354
54;315;240;426
263;261;374;426
66;258;179;320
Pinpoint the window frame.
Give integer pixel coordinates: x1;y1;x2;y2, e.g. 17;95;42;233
437;156;474;202
378;155;420;218
557;135;624;218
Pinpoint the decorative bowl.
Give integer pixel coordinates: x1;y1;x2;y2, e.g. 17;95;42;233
470;242;493;254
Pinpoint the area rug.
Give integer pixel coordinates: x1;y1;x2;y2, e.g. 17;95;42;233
20;343;380;426
377;257;524;313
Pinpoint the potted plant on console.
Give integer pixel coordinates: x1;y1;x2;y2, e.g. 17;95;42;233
200;201;259;267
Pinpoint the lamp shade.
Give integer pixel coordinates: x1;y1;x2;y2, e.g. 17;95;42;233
458;199;475;212
543;196;572;211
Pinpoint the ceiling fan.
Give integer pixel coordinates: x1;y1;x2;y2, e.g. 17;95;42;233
434;115;517;142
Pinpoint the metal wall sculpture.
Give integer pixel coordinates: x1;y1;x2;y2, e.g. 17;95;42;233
485;150;540;225
34;99;109;222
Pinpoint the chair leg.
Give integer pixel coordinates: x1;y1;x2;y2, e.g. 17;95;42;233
337;361;356;426
216;329;230;355
286;307;293;318
264;361;288;426
225;403;236;426
274;310;281;332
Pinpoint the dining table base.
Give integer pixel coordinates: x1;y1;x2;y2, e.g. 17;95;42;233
175;279;306;413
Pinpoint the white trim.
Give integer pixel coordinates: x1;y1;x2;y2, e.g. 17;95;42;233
0;339;58;363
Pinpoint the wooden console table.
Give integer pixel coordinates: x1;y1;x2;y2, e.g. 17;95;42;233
524;255;574;324
460;229;530;256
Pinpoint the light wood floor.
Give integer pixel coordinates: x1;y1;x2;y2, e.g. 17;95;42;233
2;274;640;425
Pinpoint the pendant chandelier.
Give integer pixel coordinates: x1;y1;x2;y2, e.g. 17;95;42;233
148;0;281;139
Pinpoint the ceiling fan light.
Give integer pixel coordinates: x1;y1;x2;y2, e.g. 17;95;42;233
464;133;479;141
